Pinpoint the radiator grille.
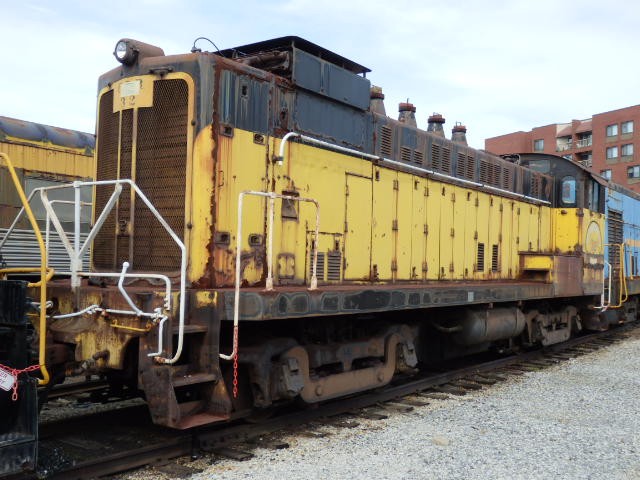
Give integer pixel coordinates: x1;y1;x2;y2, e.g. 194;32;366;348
93;90;118;269
93;79;189;272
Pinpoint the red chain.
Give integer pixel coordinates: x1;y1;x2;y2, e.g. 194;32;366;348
0;363;41;401
232;325;239;399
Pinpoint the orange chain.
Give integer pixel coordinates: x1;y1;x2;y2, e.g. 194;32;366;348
0;363;41;401
232;325;239;399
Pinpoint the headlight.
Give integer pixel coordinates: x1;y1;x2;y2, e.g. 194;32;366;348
112;39;165;66
113;39;138;65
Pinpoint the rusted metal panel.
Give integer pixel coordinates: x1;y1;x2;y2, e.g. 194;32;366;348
553;255;583;296
292;48;370;110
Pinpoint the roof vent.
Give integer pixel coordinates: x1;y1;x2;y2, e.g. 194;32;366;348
398;102;417;127
427;113;446;137
452;122;468;145
370;86;386;116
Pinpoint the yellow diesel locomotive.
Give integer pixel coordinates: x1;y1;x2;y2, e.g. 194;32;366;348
2;37;636;439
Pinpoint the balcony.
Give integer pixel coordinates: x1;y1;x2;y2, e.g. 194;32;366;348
579;159;593;168
576;137;593;148
556;143;572;152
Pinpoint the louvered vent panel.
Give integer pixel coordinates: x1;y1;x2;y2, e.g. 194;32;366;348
401;146;412;163
309;251;326;282
608;210;623;268
502;167;513;190
456;153;466;178
442;147;451;174
491;163;501;187
327;251;342;281
530;174;541;198
476;243;485;272
414;150;424;165
480;160;490;184
381;126;393;157
431;143;441;171
491;244;499;272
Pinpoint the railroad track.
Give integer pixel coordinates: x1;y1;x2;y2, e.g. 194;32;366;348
33;324;637;479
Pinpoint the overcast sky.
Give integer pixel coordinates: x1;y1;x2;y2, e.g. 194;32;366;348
2;0;639;149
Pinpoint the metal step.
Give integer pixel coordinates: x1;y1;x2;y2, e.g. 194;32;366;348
172;372;217;388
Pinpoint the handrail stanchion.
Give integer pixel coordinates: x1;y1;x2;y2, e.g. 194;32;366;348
0;153;50;385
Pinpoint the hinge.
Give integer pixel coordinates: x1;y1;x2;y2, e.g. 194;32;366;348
499;203;503;212
424;224;428;235
474;231;478;240
392;219;398;231
449;262;454;272
450;228;455;237
393;179;399;190
344;221;348;232
475;198;479;207
498;233;502;242
422;261;428;272
451;192;456;202
391;260;398;271
345;184;349;196
424;186;429;197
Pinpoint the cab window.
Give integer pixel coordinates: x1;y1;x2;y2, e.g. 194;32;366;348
561;176;576;206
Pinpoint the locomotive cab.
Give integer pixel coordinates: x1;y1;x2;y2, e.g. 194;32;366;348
513;152;605;213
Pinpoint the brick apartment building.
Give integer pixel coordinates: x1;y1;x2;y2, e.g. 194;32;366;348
485;105;640;193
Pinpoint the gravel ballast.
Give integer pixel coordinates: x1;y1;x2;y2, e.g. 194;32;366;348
130;333;640;480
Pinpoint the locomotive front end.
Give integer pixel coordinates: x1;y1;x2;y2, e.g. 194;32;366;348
43;40;231;428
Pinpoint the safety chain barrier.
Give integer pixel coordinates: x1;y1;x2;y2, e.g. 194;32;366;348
0;363;41;401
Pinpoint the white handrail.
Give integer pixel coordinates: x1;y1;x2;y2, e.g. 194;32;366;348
30;179;186;364
277;131;551;206
221;190;320;362
594;260;612;312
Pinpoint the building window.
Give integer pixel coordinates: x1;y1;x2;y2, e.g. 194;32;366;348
622;144;634;156
607;146;619;159
606;124;619;137
628;165;640;178
600;169;612;180
622;121;634;134
533;139;544;151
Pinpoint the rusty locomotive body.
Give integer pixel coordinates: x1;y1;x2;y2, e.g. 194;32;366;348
2;36;639;451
